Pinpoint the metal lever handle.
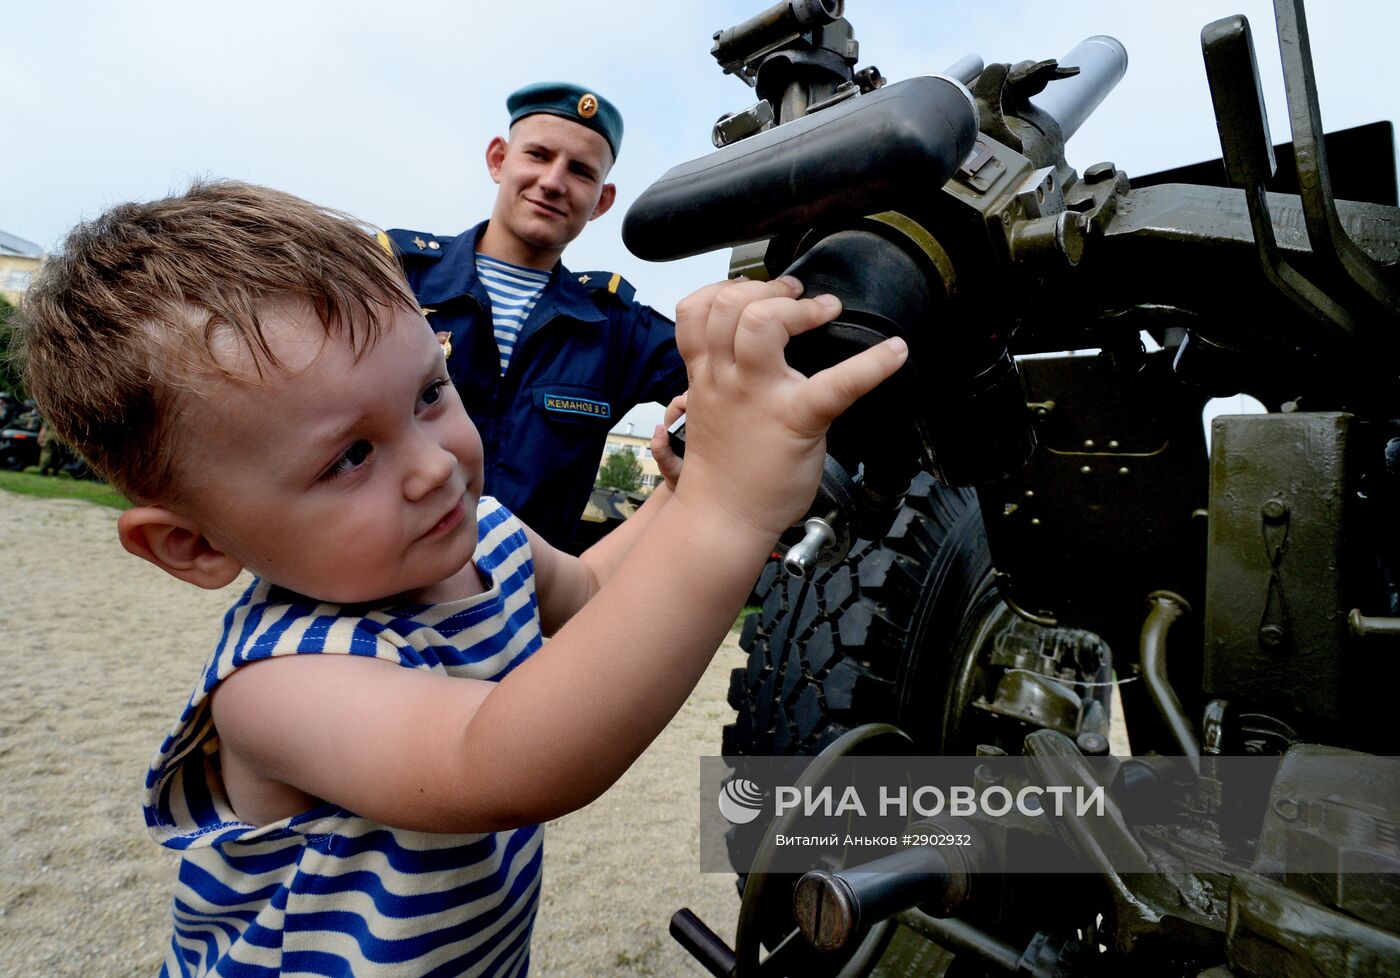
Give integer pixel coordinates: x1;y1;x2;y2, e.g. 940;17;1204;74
670;908;737;978
1200;14;1353;337
1273;0;1400;319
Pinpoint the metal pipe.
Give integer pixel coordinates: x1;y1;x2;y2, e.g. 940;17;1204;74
793;846;952;952
897;909;1022;973
1030;35;1128;142
1348;609;1400;638
941;54;985;86
1140;590;1200;772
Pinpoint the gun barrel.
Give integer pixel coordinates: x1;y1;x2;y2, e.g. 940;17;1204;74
941;53;985;86
1030;35;1128;142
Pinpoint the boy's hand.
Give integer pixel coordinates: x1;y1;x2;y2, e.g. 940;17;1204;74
650;393;687;492
672;276;907;541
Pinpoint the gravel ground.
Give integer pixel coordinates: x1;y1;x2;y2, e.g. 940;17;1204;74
0;492;741;977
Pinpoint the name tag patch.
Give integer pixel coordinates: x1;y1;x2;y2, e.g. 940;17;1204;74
543;394;611;419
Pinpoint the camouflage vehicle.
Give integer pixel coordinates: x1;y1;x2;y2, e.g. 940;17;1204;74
623;1;1400;975
571;487;642;551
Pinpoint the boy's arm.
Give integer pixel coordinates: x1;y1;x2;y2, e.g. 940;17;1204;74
210;277;907;833
524;394;686;633
525;481;673;636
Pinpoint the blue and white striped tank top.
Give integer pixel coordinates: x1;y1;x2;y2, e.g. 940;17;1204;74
144;498;545;977
475;255;549;375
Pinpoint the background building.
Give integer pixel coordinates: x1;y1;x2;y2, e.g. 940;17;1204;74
0;230;43;305
599;422;663;493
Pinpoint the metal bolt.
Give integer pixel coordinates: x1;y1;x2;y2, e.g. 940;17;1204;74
1109;440;1120;449
1083;439;1096;449
1030;518;1042;526
1261;499;1289;523
793;873;859;953
1080;465;1092;475
1259;624;1286;648
1024;490;1035;498
1084;161;1116;184
1076;731;1109;755
785;518;837;579
1118;467;1130;477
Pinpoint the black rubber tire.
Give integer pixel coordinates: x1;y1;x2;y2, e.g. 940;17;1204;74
724;474;1119;975
724;471;998;757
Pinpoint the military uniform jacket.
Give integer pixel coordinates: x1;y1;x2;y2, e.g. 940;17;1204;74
389;222;686;549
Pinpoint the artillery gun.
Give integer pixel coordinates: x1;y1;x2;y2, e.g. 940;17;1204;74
623;0;1400;975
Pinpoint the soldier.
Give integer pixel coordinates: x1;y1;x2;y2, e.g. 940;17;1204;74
37;422;70;476
387;82;685;550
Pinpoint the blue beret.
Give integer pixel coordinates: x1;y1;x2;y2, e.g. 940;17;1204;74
506;82;623;160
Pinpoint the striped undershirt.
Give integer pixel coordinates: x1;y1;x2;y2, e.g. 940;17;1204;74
475;255;549;374
144;497;545;977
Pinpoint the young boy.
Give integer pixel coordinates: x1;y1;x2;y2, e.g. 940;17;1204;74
17;180;907;977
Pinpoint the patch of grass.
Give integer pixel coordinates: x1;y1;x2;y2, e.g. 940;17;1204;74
732;604;760;633
613;938;663;973
0;469;130;510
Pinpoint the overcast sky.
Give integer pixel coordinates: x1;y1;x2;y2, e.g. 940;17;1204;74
8;1;1398;432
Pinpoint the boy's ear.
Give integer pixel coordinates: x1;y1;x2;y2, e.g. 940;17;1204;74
117;506;244;590
590;183;617;221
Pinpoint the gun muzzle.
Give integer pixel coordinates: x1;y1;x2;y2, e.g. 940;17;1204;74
1030;35;1128;143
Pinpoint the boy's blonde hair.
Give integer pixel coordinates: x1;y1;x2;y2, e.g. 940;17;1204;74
17;180;415;503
